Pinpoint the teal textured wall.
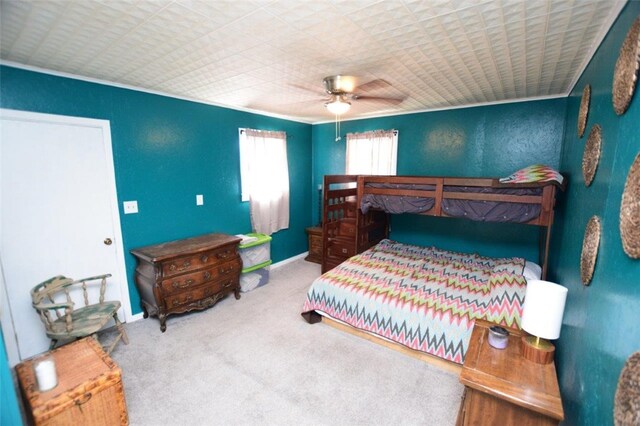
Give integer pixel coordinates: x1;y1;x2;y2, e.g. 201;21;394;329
0;328;23;425
313;99;567;261
549;3;640;425
0;66;313;316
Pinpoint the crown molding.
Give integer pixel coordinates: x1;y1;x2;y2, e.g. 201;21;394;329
565;0;627;96
311;94;568;125
0;61;313;125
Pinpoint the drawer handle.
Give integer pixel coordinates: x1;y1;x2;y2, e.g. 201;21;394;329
172;279;194;289
168;260;191;272
203;271;211;280
217;250;230;259
200;254;209;263
219;265;234;275
172;295;193;307
341;248;347;254
222;280;233;288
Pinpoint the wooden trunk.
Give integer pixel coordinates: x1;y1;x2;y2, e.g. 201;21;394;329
15;338;128;426
130;233;242;332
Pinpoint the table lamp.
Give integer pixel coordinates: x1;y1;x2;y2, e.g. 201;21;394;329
520;279;568;364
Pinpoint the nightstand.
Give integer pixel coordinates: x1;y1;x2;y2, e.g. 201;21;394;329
305;226;322;264
456;320;564;426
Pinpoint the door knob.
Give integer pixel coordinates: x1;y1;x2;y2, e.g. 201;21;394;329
104;238;113;246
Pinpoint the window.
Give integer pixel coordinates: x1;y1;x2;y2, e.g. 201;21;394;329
345;129;398;175
238;128;289;235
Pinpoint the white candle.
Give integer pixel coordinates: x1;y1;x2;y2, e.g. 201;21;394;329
34;358;57;392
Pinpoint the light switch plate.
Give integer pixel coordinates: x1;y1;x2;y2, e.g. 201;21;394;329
123;200;138;214
196;194;204;206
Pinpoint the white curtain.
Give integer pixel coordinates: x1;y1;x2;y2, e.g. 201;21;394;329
240;129;289;235
345;129;398;175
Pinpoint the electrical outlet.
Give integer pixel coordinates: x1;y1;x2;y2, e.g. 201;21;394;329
196;194;204;206
123;200;138;214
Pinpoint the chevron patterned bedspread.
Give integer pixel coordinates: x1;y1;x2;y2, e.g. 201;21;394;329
301;239;527;364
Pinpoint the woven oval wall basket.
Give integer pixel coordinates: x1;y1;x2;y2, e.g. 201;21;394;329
612;16;640;116
583;124;602;187
578;84;591;138
620;153;640;258
581;216;601;286
614;351;640;426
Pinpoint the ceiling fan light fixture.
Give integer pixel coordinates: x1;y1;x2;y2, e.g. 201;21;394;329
325;95;351;115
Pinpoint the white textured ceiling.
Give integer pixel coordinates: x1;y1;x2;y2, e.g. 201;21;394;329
0;0;627;123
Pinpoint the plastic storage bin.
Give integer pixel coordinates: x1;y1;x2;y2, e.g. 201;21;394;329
238;233;271;269
240;260;271;292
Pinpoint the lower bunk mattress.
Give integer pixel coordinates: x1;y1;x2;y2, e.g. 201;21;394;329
301;239;527;364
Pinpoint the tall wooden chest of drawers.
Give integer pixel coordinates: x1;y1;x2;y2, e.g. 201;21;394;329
131;233;242;332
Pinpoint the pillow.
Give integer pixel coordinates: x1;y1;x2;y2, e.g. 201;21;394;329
523;261;542;281
499;164;564;185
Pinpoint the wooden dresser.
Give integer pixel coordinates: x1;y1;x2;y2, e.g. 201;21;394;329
15;338;128;426
305;226;322;264
457;320;564;425
131;233;242;332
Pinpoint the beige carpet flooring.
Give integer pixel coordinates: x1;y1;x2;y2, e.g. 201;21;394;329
108;259;464;425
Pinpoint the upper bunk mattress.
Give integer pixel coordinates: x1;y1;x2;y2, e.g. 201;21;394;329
301;239;527;364
360;183;542;223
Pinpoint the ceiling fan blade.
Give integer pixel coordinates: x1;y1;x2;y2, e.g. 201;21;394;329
352;95;405;105
289;83;323;95
354;79;392;93
277;97;329;108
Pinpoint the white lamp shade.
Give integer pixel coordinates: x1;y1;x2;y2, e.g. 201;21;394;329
521;280;568;340
325;94;351;115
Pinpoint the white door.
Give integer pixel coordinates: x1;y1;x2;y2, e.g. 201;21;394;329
0;109;130;364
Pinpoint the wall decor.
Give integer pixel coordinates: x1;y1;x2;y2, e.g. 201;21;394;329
612;16;640;116
582;124;602;187
620;153;640;258
614;351;640;426
578;84;591;137
580;216;601;286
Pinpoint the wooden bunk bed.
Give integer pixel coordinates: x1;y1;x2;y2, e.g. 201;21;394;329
305;172;564;368
322;174;563;278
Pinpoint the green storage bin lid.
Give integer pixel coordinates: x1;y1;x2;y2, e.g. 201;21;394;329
238;232;272;249
241;259;272;274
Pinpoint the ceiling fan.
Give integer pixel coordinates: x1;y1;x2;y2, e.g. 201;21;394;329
294;75;405;115
324;75;405;115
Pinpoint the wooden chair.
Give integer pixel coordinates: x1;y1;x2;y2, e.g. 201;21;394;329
31;274;129;354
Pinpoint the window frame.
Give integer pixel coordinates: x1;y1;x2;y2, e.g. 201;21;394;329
345;129;399;176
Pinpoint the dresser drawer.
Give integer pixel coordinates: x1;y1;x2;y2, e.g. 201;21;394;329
161;245;238;277
165;275;239;310
327;238;355;258
160;259;241;295
339;218;356;236
309;236;323;252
